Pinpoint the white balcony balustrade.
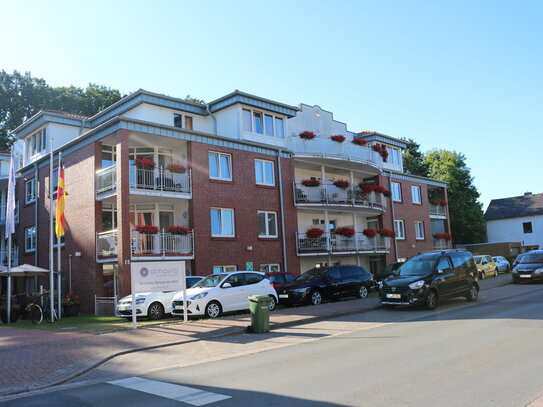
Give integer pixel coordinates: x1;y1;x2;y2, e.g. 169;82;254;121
131;229;194;258
296;232;390;255
96;230;118;260
429;204;447;217
432;238;450;250
294;183;387;211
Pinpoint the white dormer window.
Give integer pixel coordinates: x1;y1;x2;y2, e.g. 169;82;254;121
386;146;401;165
242;108;285;139
173;113;193;130
25;127;47;160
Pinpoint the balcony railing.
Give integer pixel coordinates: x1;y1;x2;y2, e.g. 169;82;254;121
96;165;192;197
0;249;19;267
429;204;447;217
288;137;384;168
131;229;194;258
432;238;450;250
96;230;118;259
296;232;390;255
0;202;20;225
294;183;387;210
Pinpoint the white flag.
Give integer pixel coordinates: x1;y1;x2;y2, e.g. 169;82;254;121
5;152;16;237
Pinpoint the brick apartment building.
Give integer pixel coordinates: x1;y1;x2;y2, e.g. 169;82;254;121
4;90;451;313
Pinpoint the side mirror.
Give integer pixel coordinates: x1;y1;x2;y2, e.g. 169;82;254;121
222;282;232;288
437;269;444;274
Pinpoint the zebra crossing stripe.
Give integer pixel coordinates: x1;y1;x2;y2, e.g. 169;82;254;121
108;377;231;406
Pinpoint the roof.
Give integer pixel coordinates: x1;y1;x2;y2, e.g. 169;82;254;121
484;193;543;221
42;110;90;119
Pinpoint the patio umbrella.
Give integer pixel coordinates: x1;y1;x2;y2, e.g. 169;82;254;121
5;264;50;277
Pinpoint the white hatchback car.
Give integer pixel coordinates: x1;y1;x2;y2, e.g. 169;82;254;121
116;276;203;320
171;271;278;318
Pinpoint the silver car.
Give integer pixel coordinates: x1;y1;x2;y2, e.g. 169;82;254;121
492;256;510;273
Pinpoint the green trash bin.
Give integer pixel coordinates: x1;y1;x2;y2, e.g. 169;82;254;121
248;295;271;333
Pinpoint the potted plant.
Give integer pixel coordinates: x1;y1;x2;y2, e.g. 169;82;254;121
301;178;320;187
165;163;186;174
383;189;392;197
167;225;192;235
373;185;386;194
433;233;452;241
362;228;377;238
133;158;156;169
334;227;356;238
358;131;375;136
330;135;346;143
377;228;395;238
135;225;160;234
0;303;21;323
430;199;448;207
352;137;367;146
306;228;325;239
333;179;350;189
299;131;316;140
359;183;374;194
62;292;81;317
372;144;389;160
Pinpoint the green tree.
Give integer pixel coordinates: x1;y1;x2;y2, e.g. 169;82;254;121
183;94;205;104
401;138;429;177
424;149;486;244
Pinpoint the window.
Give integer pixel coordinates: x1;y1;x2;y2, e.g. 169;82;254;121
260;264;281;273
242;109;252;131
264;115;274;137
102;203;117;231
26;128;47;159
241;108;285;138
394;220;405;239
275;117;284;138
173;113;193;130
102;145;116;169
224;273;246;287
391;182;402;202
208;152;232;180
415;221;425;240
184;116;193;130
25;178;36;204
253;111;263;134
523;222;533;234
258;211;277;237
255;159;275;186
386;147;401;165
245;273;264;285
437;257;452;271
213;265;237;274
411;186;422;204
211;208;235;237
25;226;37;252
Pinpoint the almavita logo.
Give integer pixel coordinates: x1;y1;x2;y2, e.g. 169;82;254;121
139;267;149;278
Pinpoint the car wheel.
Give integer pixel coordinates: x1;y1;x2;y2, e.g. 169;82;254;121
310;290;322;305
424;290;438;310
466;284;479;302
268;296;277;311
205;301;222;318
147;302;164;320
480;271;486;279
357;285;369;299
494;268;498;277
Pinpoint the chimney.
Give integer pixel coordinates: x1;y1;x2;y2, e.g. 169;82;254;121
524;192;532;196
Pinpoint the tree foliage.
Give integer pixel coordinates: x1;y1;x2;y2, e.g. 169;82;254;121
424;149;486;244
184;94;205;104
401;138;429;177
0;70;122;150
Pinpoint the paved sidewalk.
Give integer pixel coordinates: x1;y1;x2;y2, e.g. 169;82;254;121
0;275;512;398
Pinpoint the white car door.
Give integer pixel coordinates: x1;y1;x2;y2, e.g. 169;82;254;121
218;274;248;312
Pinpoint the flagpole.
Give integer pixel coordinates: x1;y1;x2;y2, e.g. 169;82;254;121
5;148;16;324
49;139;55;321
57;152;62;319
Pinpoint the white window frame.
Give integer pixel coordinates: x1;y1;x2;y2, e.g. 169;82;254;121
26;127;47;160
394;220;405;240
258;211;278;238
25;178;36;204
173;112;193;130
208;152;232;181
386;146;401;165
213;265;237;274
260;264;281;273
391;182;402;202
411;186;422;204
415;221;425;240
25;226;37;252
241;107;285;138
211;207;235;237
255;159;275;186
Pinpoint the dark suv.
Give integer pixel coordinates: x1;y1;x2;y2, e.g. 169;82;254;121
378;250;479;310
277;265;374;305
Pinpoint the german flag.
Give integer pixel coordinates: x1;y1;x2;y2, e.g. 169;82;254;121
55;167;66;237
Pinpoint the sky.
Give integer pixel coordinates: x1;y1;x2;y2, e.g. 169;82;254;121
1;0;542;210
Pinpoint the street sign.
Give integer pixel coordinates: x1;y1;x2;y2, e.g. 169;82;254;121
245;262;253;271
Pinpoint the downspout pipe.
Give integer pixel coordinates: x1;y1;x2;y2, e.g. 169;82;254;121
277;150;288;273
385;171;399;261
205;104;217;135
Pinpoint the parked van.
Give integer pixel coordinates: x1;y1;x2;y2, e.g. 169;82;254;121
378;250;479;310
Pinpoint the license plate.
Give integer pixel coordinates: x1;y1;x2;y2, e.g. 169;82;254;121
386;293;401;299
173;305;184;309
279;294;289;299
520;274;532;278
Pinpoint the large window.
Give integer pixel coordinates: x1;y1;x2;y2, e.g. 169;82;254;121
415;221;425;240
211;208;235;237
260;264;281;273
394;220;405;240
411;186;422;204
25;128;47;159
25;226;37;252
102;145;116;168
208;152;232;180
255;159;275;186
391;182;402;202
386;147;401;165
258;211;277;238
242;108;285;138
523;222;533;234
213;265;237;274
25;178;36;204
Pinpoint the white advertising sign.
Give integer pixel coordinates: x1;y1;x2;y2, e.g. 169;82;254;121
131;261;186;293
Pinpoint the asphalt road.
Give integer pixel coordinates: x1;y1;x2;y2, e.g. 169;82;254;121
3;280;543;407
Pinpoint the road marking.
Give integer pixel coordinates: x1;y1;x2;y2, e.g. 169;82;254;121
108;377;231;406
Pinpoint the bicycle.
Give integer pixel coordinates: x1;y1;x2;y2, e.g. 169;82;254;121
25;303;58;324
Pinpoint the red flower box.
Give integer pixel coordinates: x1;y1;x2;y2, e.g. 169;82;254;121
352;137;367;146
135;225;159;234
306;228;325;239
433;233;452;241
330;135;346;143
167;225;192;235
371;144;389;160
301;178;320;187
333;179;350;189
133;158;156;169
334;227;355;238
383;189;392;197
363;228;377;238
299;131;316;140
359;183;374;194
358;131;375;136
165;163;186;174
373;185;386;194
377;228;395;238
430;199;448;207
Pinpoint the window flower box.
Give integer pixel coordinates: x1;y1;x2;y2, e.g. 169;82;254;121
377;228;395;238
430;199;448;207
433;233;452;241
334;227;355;238
165;163;187;174
358;131;375;136
306;228;325;239
133;158;156;169
352;137;367;146
135;225;159;234
333;179;350;189
167;225;192;235
299;131;316;140
359;183;374;194
363;228;377;238
373;185;386;194
330;135;346;143
301;178;320;187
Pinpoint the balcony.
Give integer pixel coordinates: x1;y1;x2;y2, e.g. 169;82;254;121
0;202;20;225
429;204;447;218
96;230;118;261
294;183;386;212
296;232;390;256
131;230;194;260
433;238;451;250
96;165;192;200
0;249;19;267
288;137;383;171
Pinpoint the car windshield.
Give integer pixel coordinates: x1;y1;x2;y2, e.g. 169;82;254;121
520;253;543;264
474;257;483;264
297;268;325;281
192;274;228;288
395;256;438;276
